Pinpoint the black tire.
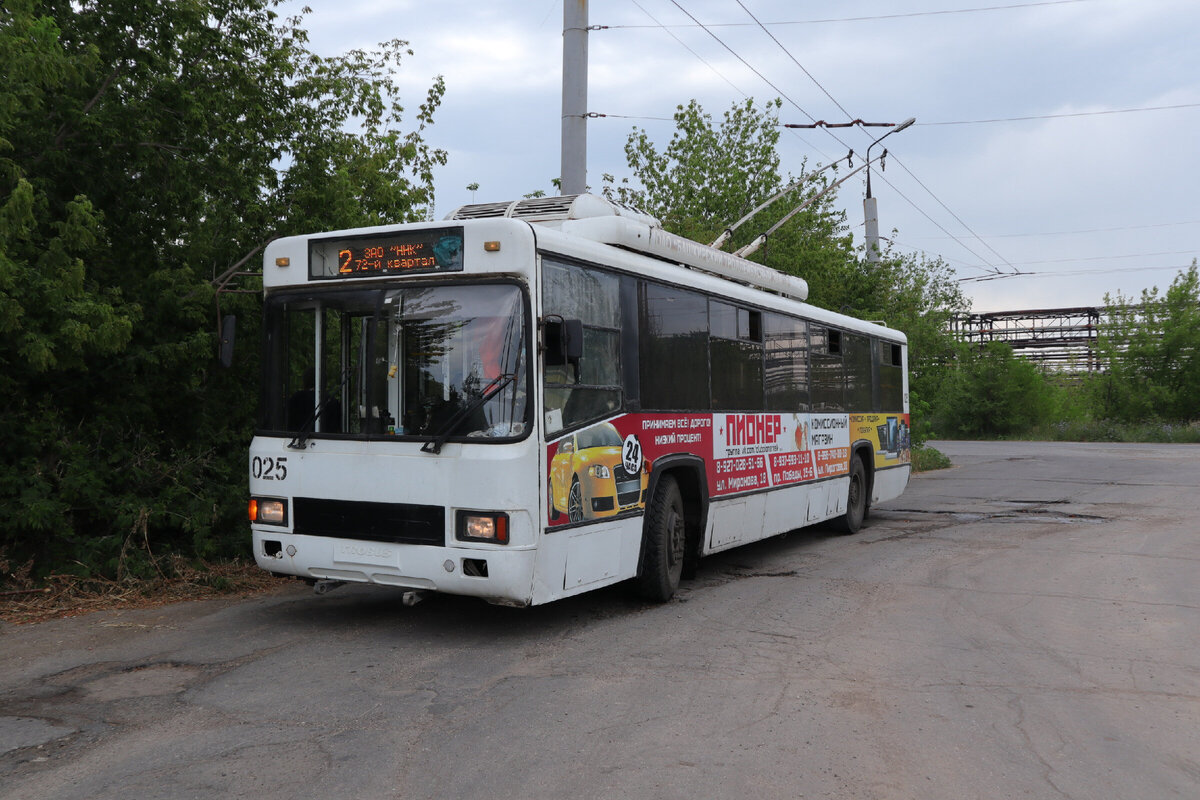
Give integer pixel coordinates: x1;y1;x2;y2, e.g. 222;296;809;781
638;474;686;602
834;455;867;534
568;477;584;523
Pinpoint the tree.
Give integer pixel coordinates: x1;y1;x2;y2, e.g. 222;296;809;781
938;342;1060;437
603;98;854;275
604;98;967;441
1;0;446;577
1091;262;1200;422
606;99;785;237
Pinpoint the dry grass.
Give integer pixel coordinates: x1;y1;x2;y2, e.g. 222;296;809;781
0;556;286;625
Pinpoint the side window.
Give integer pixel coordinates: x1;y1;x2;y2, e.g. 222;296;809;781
810;325;845;412
709;301;764;411
876;339;904;411
764;313;809;412
639;282;710;411
844;332;874;412
542;259;623;433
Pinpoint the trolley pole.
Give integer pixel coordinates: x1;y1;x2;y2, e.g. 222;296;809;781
561;0;588;196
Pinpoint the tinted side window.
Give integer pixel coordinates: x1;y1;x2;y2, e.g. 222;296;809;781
844;332;874;411
876;339;904;411
810;325;845;412
640;283;709;411
710;301;763;411
764;313;808;412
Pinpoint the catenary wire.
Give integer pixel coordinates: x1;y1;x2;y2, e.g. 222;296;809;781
628;0;748;99
961;263;1194;282
723;0;1016;274
628;0;827;155
920;102;1200;126
914;219;1200;240
602;1;1097;29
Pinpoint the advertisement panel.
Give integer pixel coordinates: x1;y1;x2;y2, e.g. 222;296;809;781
849;413;912;470
546;411;909;527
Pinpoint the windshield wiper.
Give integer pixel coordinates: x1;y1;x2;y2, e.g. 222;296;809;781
420;373;516;455
288;369;352;450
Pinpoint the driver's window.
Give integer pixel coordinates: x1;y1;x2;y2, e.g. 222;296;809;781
542;260;623;434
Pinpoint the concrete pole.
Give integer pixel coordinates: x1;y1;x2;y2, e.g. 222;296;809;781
561;0;588;196
864;195;880;263
862;117;915;265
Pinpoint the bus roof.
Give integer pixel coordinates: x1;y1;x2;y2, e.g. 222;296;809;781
444;194;904;344
262;195;905;344
446;193;811;303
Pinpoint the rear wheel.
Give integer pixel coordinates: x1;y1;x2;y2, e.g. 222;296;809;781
638;474;686;602
834;455;867;534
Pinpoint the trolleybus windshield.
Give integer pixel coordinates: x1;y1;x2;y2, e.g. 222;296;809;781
261;282;528;442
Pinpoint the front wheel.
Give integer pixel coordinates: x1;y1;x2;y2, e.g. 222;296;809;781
638;474;686;602
834;455;867;534
568;477;584;523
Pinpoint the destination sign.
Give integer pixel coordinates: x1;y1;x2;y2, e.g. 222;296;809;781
308;228;464;280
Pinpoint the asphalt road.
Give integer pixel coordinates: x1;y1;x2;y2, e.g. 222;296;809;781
2;440;1198;799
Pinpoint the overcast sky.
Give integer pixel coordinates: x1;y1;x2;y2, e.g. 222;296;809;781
282;0;1199;312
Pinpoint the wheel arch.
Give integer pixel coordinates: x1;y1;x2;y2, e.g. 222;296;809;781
641;454;708;576
850;439;876;509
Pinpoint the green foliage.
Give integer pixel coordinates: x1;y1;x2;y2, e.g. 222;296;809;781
839;244;967;437
603;98;860;285
1032;418;1200;443
1;0;445;577
605;98;786;237
936;342;1065;437
603;98;967;445
911;444;953;472
1090;263;1200;423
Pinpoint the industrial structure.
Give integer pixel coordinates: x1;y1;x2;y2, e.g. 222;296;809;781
949;306;1124;373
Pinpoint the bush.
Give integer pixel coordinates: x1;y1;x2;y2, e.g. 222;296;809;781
1090;264;1200;423
935;342;1065;438
912;444;953;472
1038;419;1200;444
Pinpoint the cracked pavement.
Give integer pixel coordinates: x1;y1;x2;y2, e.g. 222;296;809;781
2;440;1198;799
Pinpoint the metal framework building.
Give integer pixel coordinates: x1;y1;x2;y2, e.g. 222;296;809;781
949;306;1111;372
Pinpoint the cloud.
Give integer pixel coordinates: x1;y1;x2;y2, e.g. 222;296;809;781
282;0;1200;311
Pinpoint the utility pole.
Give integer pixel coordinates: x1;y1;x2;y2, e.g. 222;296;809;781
560;0;588;196
864;117;915;263
863;196;881;263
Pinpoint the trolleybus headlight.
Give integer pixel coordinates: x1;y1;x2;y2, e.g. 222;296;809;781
249;497;288;526
456;511;509;544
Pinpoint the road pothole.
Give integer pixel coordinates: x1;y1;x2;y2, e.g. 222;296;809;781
881;507;1107;525
82;663;203;701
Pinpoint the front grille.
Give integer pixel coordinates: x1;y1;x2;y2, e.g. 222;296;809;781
614;463;642;506
616;481;642;506
293;498;445;547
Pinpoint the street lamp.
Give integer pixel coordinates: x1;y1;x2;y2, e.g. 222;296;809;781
864;117;915;262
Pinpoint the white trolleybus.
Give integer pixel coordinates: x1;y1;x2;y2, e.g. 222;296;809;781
249;194;910;605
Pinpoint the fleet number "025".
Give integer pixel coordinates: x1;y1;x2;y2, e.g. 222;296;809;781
251;456;288;481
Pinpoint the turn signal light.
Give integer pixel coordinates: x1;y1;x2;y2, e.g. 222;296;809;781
249;497;288;526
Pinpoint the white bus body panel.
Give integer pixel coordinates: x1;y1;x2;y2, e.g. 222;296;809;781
250;436;555;604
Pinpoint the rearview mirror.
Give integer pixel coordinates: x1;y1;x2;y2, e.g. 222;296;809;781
543;317;583;367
